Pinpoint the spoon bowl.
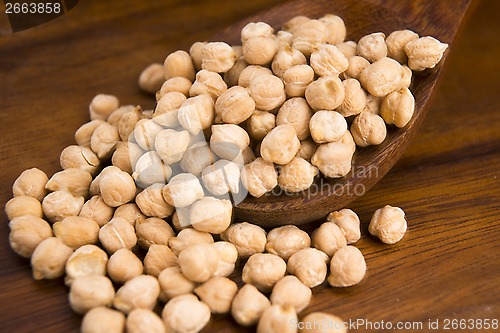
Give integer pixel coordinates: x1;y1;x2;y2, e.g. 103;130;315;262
213;0;475;227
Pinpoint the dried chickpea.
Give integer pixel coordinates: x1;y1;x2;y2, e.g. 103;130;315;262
282;65;315;98
31;237;73;280
189;69;227;100
107;105;135;126
299;312;346;333
46;168;92;198
292;19;328;57
381;87;415;128
152;92;185;128
162;294;211;333
89;94;119;121
190;197;232;234
247;110;276;140
169;228;214;256
344;55;371;80
144;244;177;277
194;276;238;314
133;151;172;187
75;120;106;148
287;248;329;288
270;275;311;313
312;222;347;257
309;111;347;143
385;29;419;64
240;157;278;198
134;119;163;151
271;45;307;78
358;57;405;97
201;42;237;73
210;124;249;161
113;274;160;314
350;111;387;147
8;216;52;258
113;203;146;226
405;36;448;71
53;216;100;249
164;50;195;81
5;196;43;220
118;106;143;141
221;222;267;258
162;173;204;208
156;77;192;101
266;225;311;260
90;122;119;159
336;78;367;117
283;15;311;33
42;190;85;222
257;304;298;333
327;209;361;244
311;141;354;178
201;160;241;196
364;93;382;114
154;129;190;165
60;145;100;175
305;76;345;111
178;243;219;283
297;139;319;161
224;57;248;87
327;245;366;287
241;22;274;42
357;32;387;62
107;248;143;284
99;169;136;207
126;308;165;333
242;253;286;292
232;284;271;326
261;124;300;165
111;141;144;174
212;241;238;277
81;307;125;333
275;30;293;47
136;184;174;219
238;65;273;88
248;74;286;111
99;217;137;253
179;142;217;177
320;14;346;44
69;275;115;314
158;266;195;301
65;245;108;285
369;205;407;244
336;41;357;58
136;217;175;249
190;41;207;71
243;36;279;66
278;157;317;193
240;146;256;164
177;94;214;135
12;167;48;201
310;44;348;77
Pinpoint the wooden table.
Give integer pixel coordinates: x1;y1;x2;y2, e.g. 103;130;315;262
0;0;499;332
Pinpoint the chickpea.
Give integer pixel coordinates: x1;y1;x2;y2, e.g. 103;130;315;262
271;45;307;78
240;157;278;198
311;141;354;178
60;145;100;175
224;57;248;87
266;225;311;260
238;65;273;88
344;55;371;80
190;41;208;71
241;22;274;42
305;76;345;111
189;69;227;101
369;205;407;244
65;245;108;285
336;41;357;58
309;111;347;143
292;19;328;57
337;78;367;117
136;217;175;249
156;77;192;101
357;32;387;63
112;141;144;174
107;248;143;284
312;222;347;257
242;253;286;292
162;173;204;208
90;122;120;159
113;203;146;226
169;228;214;256
299;312;346;333
41;190;83;222
154;129;190;165
81;307;125;333
118;105;143;141
136;184;174;219
138;63;164;94
179;142;217;177
201;160;241;196
164;50;195;81
133;119;162;151
359;57;405;97
364;93;382;114
194;276;238;314
69;275;115;314
107;105;136;126
210;124;250;161
53;216;100;249
401;65;412;89
162;294;211;333
178;94;214;135
327;245;366;287
89;94;119;121
75;120;106;148
158;266;195;301
380;87;415;128
201;42;237;73
232;284;271;326
243;36;279;66
133;151;172;187
320;14;346;44
247;74;286;111
190;197;232;234
404;36;448;71
310;44;348;77
278;157;317;193
126;308;165;333
282;15;311;33
287;248;329;288
240;146;256;164
276;30;293;47
45;168;92;198
297;139;319;161
283;65;315;98
31;237;73;280
5;196;43;220
144;244;178;277
178;243;219;283
212;241;238;277
8;215;52;258
220;222;266;257
99;169;136;207
99;217;137;253
327;209;361;244
12;167;48;201
270;275;311;313
152;92;185;128
385;29;419;64
114;275;160;314
257;304;298;333
350;111;387;147
260;124;300;165
247;110;276;141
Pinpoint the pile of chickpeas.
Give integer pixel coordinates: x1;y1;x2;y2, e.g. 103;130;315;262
6;13;447;333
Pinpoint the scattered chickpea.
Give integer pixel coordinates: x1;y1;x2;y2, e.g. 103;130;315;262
99;217;137;253
164;50;195;81
266;225;311;260
133;151;172;187
178;243;219;283
271;45;307;78
113;203;146;226
344;55;371;80
162;173;204;208
385;29;419;64
107;105;136;126
189;69;227;101
241;21;274;42
247;110;276;141
357;32;387;62
90;122;120;159
179;142;217;177
404;36;448;71
242;253;286;292
320;14;346;44
296;139;319;161
257;304;298;333
282;15;311;33
190;197;232;234
99;169;136;207
305;76;345;111
81;307;125;333
287;248;329;288
112;141;144;174
126;308;166;333
41;190;84;222
369;205;407;244
282;65;315;98
210;124;250;160
31;237;73;280
327;245;366;287
350;111;387;147
240;157;278;198
336;78;367;117
156;77;192;101
169;228;214;256
139;63;165;94
278;157;318;193
65;245;108;286
312;222;347;257
299;312;346;333
118;105;143;141
194;276;238;314
310;44;348;77
309;110;347;144
247;74;286;111
89;94;119;121
364;93;382;114
224;57;248;87
212;241;238;277
113;274;160;314
136;217;175;249
260;124;300;165
238;65;273;88
152;92;185;128
292;19;328;57
178;94;215;135
358;57;405;97
134;119;163;151
154;129;190;165
243;36;278;66
46;168;92;198
12;167;48;201
158;266;195;301
231;284;271;326
69;275;115;314
190;41;208;71
380;87;415;128
75;120;105;148
162;294;211;333
201;159;241;196
107;248;143;284
60;145;100;175
327;209;361;244
5;195;43;220
144;244;178;277
136;184;174;219
275;30;293;47
270;275;311;313
8;215;52;258
336;40;358;59
311;141;354;178
53;216;100;249
201;42;237;73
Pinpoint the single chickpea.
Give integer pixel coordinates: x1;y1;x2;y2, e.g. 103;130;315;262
107;248;143;284
369;205;407;244
327;209;361;244
154;129;190;165
232;284;271;326
344;55;371;80
133;119;162;151
215;86;256;124
364;93;382;114
201;42;237;73
162;173;204;208
336;78;367;117
107;105;136;126
247;74;286;112
287;247;329;288
89;94;119;121
282;15;311;33
385;29;419;64
90;122;119;159
299;312;346;333
202;160;241;196
99;169;136;207
139;63;165;94
99;217;137;253
309;111;347;144
292;19;328;57
194;276;238;314
212;241;238;277
113;274;160;314
240;146;257;164
270;275;311;313
81;307;125;333
261;124;300;165
266;225;311;260
351;111;387;147
164;50;195;81
152;93;185;129
133;151;172;187
189;69;227;101
305;76;345;111
53;216;100;249
158;266;195;301
282;65;315;98
312;222;347;257
8;216;52;258
5;196;43;220
178;243;219;283
380;87;415;128
65;245;108;286
297;139;319;161
69;275;115;314
118;106;143;141
31;237;73;280
190;41;208;71
136;217;175;249
156;77;192;101
45;168;92;198
241;22;274;42
12;167;48;201
162;294;211;333
320;14;346;44
271;45;307;78
179;142;217;177
275;30;293;47
60;145;100;175
113;203;146;226
404;36;448;71
112;141;144;174
238;65;273;88
136;184;174;219
75;120;105;148
359;57;405;97
336;41;358;59
220;222;266;257
169;228;214;256
242;253;286;292
278;157;317;193
328;245;366;287
243;36;279;66
170;208;191;232
310;44;349;77
257;304;298;333
357;32;387;62
126;308;165;333
224;57;248;87
190;197;232;234
311;141;354;178
144;244;178;277
401;65;413;90
240;157;278;198
210;124;250;161
177;94;215;135
247;110;276;141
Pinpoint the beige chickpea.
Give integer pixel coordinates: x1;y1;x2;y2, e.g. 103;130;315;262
401;65;412;89
126;309;165;333
69;275;115;314
12;167;48;201
310;44;348;77
243;36;278;66
136;217;175;249
89;94;119;121
292;19;328;57
344;55;371;80
299;312;346;333
60;145;100;175
179;142;217;177
178;94;214;135
297;139;319;161
210;124;250;160
99;169;136;207
169;228;214;256
247;110;276;140
201;160;241;196
164;50;195;81
158;266;195;301
385;29;419;64
31;237;73;280
336;41;358;59
240;146;256;165
136;184;174;219
221;222;266;257
5;196;43;220
309;111;347;144
282;15;311;33
381;88;415;128
99;217;137;253
327;209;361;244
144;244;178;277
271;45;307;78
90;122;119;159
369;205;407;244
189;69;227;100
89;165;121;197
215;86;255;124
194;276;238;314
190;41;208;71
190;197;232;234
305;76;345;111
311;141;354;178
247;74;286;111
257;304;298;333
133;151;172;187
270;275;311;313
312;222;347;257
155;129;190;165
364;93;382;114
162;294;211;333
241;22;274;42
107;248;143;284
357;32;387;63
224;57;248;87
238;65;273;88
65;245;108;285
153;92;185;128
114;203;146;226
282;65;315;97
45;168;92;198
261;124;300;165
201;42;237;73
278;157;317;193
320;14;346;44
275;30;293;47
114;274;160;314
112;141;144;174
42;191;84;223
133;119;162;151
242;253;286;292
231;284;271;326
240;157;278;198
118;106;143;141
178;243;219;283
81;307;125;333
328;245;366;287
266;225;311;260
53;216;100;249
212;241;238;277
139;63;165;94
156;77;192;101
351;111;387;147
359;57;405;97
287;248;329;288
336;78;367;117
405;36;448;71
107;105;136;126
75;120;106;148
162;173;204;208
8;216;52;258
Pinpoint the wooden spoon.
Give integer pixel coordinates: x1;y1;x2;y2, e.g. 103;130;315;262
213;0;476;227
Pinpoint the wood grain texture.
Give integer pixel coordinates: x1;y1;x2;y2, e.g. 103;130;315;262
0;0;499;332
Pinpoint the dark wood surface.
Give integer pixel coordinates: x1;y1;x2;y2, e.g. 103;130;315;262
0;0;499;332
